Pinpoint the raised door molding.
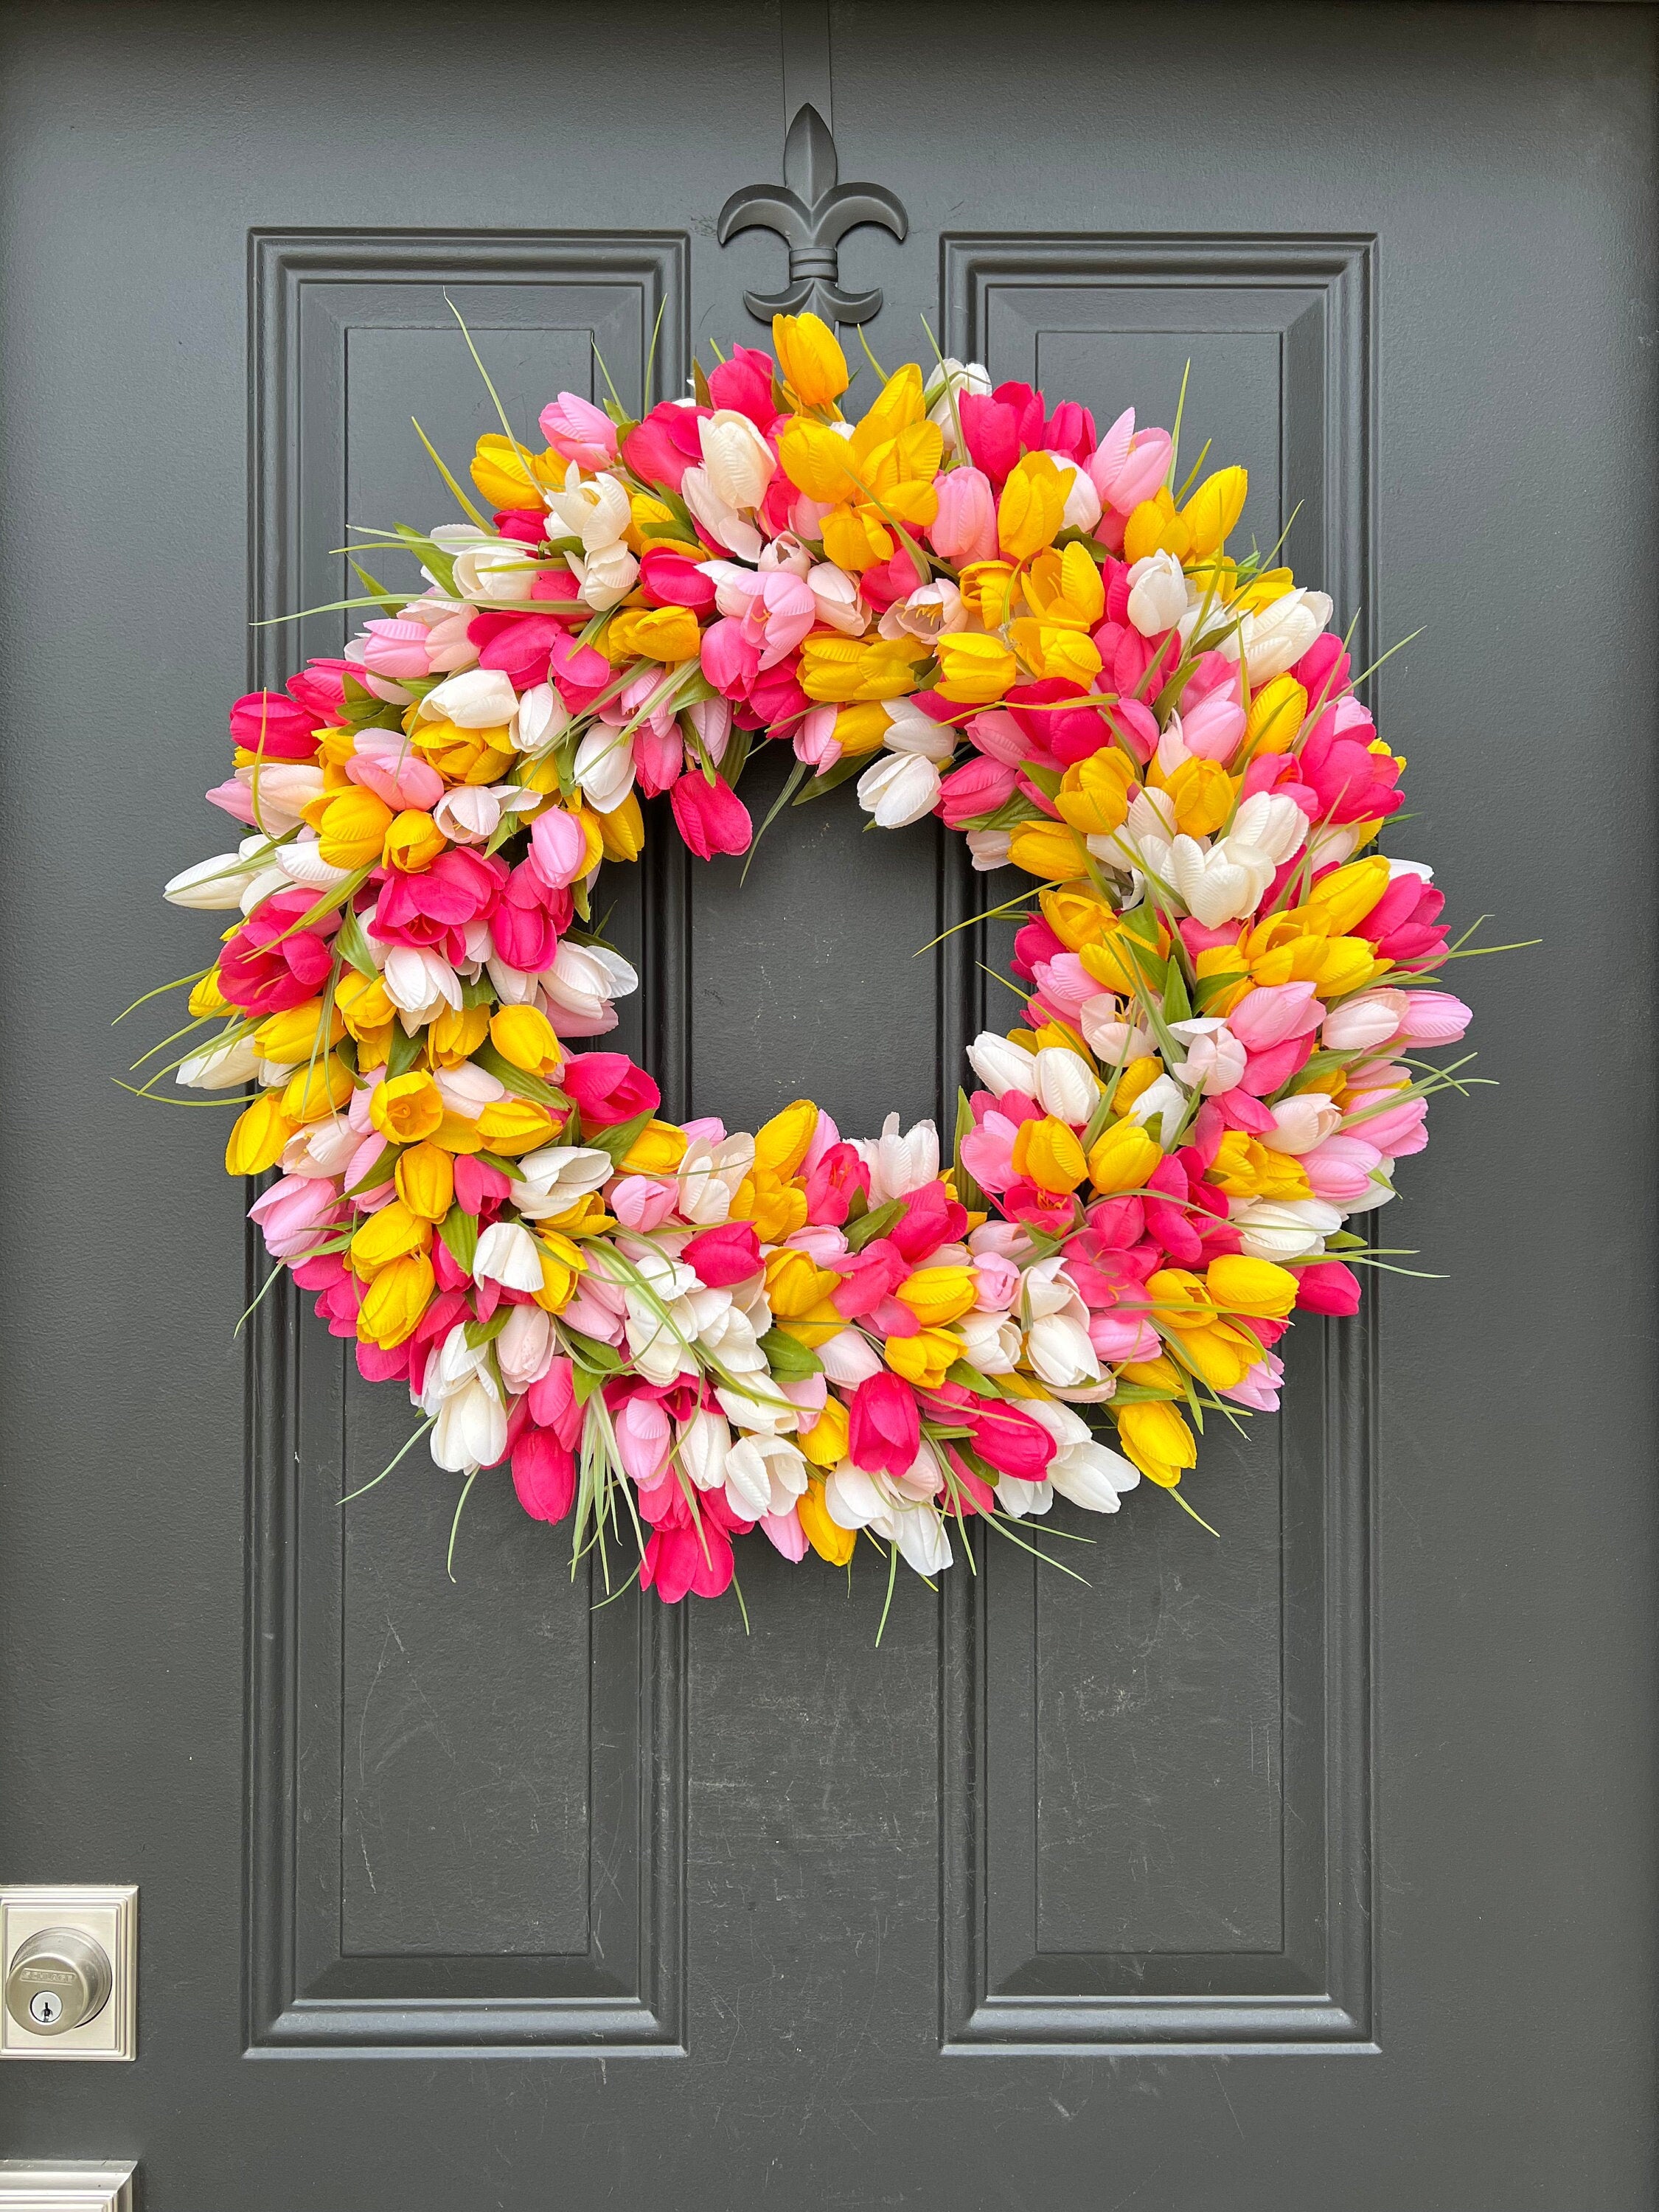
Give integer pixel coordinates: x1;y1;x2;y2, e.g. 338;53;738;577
939;234;1377;2053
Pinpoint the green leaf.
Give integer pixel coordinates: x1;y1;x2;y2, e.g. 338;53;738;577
345;1142;401;1197
969;793;1051;832
1161;953;1192;1026
757;1327;824;1381
386;1026;423;1079
846;1197;904;1252
944;1357;1010;1400
793;752;867;805
333;903;378;980
464;1308;512;1350
1109;1379;1183;1405
437;1203;478;1276
470;1039;570;1113
583;1107;654;1165
1020;759;1062;799
563;1328;623;1375
951;1088;987;1214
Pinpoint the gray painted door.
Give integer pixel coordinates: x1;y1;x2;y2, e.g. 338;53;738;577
1;4;1654;2205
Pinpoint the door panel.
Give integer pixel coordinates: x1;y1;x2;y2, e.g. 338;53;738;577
1;4;1655;2208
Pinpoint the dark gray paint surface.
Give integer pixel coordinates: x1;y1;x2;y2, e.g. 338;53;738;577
0;3;1655;2205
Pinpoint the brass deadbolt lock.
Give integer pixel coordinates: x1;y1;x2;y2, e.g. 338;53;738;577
3;1928;112;2038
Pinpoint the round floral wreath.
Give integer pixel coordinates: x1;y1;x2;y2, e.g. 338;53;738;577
145;313;1472;1608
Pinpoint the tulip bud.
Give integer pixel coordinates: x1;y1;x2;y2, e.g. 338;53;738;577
1032;1046;1100;1124
356;1252;436;1350
395;1141;455;1224
597;793;647;863
383;810;447;874
1113;1399;1197;1489
255;998;345;1065
281;1052;355;1124
350;1200;432;1278
857;751;942;829
490;1004;563;1077
317;788;395;870
930;465;998;563
1007;821;1089;882
798;1475;858;1565
771;311;849;409
678;1408;733;1491
1321;989;1408;1051
894;1265;978;1327
1125;550;1188;637
1243;675;1307;757
164;850;265;911
1056;749;1136;837
1394;990;1471;1046
1181;466;1248;557
765;1246;840;1320
1087;1119;1161;1194
997;452;1068;560
224;1093;299;1175
967;1032;1036;1096
1206;1253;1298;1320
1010;1115;1088;1194
370;1071;445;1144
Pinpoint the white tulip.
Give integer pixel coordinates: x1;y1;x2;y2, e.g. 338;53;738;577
276;838;357;894
1228;790;1308;867
995;1475;1054;1519
417;667;520;729
888;1503;953;1576
177;1034;259;1090
924;357;991;451
676;1134;754;1225
698;409;775;510
571;725;636;814
542;940;637;1027
1048;1438;1140;1512
858;1112;940;1203
1266;1095;1343;1154
472;1222;546;1295
824;1461;886;1531
431;1374;507;1473
967;829;1012;872
1169;834;1273;928
230;762;324;837
545;465;631;550
1229;588;1334;685
726;1435;807;1521
381;945;462;1027
1126;550;1189;636
967;1031;1037;1096
513;681;568;754
1124;1073;1189;1147
678;1408;732;1492
956;1310;1021;1374
857;749;941;829
817;1329;885;1387
805;563;867;635
282;1118;359;1180
496;1306;556;1394
1032;1045;1100;1123
1230;1196;1344;1261
1321;989;1409;1051
880;698;958;760
164;841;269;909
1166;1017;1248;1096
567;541;639;612
1026;1314;1100;1389
1048;453;1102;534
433;1061;505;1116
510;1144;614;1220
237;864;293;914
451;541;538;602
1080;998;1155;1065
880;578;966;644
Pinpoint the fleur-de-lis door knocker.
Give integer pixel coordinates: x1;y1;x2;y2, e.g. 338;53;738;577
717;102;908;327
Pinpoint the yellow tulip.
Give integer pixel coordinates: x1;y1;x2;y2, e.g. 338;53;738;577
1206;1253;1299;1320
1243;675;1307;758
316;788;394;870
832;703;893;758
1056;748;1137;838
356;1252;436;1351
395;1141;454;1224
957;560;1018;627
731;1170;808;1244
1122;487;1192;565
996;452;1068;560
189;967;232;1018
799;1474;858;1565
935;632;1017;705
224;1093;297;1175
475;1098;555;1155
1181;466;1248;558
1154;756;1235;837
754;1097;819;1179
1208;1131;1312;1202
1022;540;1106;628
1174;1321;1260;1391
383;809;447;874
821;501;894;573
1301;855;1391;936
532;1230;588;1313
1110;1056;1165;1115
1007;820;1091;882
255;997;345;1064
799;634;925;704
1144;1267;1210;1329
765;1246;841;1319
350;1199;431;1279
428;1002;491;1067
798;1398;850;1470
894;1265;978;1328
370;1071;445;1144
411;719;515;785
1114;1399;1197;1488
490;1004;562;1077
1011;625;1103;686
776;415;856;502
469;433;557;509
1087;1119;1161;1194
1010;1115;1088;1194
334;969;396;1041
884;1326;960;1389
597;793;645;863
772;312;849;409
773;1295;846;1349
605;603;702;664
280;1052;355;1124
619;1119;690;1175
1045;887;1127;956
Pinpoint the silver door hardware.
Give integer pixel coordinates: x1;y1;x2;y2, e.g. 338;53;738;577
0;1889;136;2062
0;2164;135;2211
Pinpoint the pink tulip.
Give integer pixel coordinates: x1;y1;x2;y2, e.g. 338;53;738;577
969;1402;1055;1481
939;755;1016;828
249;1175;345;1260
759;1506;809;1562
633;723;685;799
228;690;321;760
539;392;617;468
848;1371;920;1481
512;1429;577;1523
1321;990;1408;1052
1228;981;1326;1050
972;1253;1021;1311
347;730;445;811
529;806;592;891
352;618;436;682
1179;692;1247;764
1295;1262;1363;1315
1396;990;1471;1046
613;1393;672;1486
1301;1134;1383;1203
1352;1095;1429;1155
670;771;751;860
610;1175;678;1231
793;703;841;771
683;1222;763;1287
930;466;998;563
1222;1354;1284;1411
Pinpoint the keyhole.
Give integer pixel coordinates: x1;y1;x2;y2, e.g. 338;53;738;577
28;1989;63;2027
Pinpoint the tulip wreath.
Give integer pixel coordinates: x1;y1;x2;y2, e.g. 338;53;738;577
140;310;1475;1610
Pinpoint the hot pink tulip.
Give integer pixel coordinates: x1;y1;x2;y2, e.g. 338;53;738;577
563;1052;661;1128
1295;1261;1363;1315
512;1429;577;1523
939;755;1017;828
969;1402;1056;1481
229;689;321;760
670;771;751;860
683;1221;764;1287
539;392;617;468
848;1371;921;1481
